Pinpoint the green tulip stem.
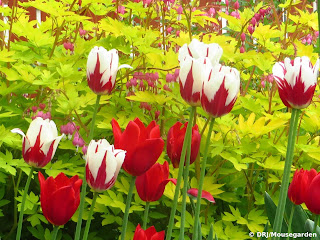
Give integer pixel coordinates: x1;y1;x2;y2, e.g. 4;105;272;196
143;201;150;229
179;106;196;240
287;204;295;240
51;226;59;240
121;175;136;240
192;117;215;240
273;108;301;240
166;106;196;240
82;192;98;240
312;215;319;240
16;167;34;240
75;94;101;240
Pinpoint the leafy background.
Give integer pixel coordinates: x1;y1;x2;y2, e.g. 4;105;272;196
0;0;319;239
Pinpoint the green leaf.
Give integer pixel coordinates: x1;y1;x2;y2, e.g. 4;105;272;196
304;219;320;240
264;192;288;232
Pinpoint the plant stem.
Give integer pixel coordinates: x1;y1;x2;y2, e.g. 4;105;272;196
121;176;136;240
75;94;101;240
143;201;150;229
51;226;59;240
16;167;34;240
192;118;215;240
166;107;196;240
312;215;319;240
82;192;98;240
286;204;295;240
272;108;301;240
179;106;196;240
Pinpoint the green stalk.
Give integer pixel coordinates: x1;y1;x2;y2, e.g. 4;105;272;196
273;108;301;240
121;176;136;240
192;118;215;240
143;201;150;229
51;226;59;240
75;94;101;240
82;192;98;240
286;205;295;240
312;215;319;240
16;167;34;240
166;107;196;240
179;107;196;240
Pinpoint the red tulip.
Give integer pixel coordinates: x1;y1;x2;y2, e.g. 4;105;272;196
166;122;201;168
133;224;165;240
38;172;82;226
288;168;317;205
272;56;319;109
306;174;320;214
201;64;240;117
111;118;164;176
135;161;176;202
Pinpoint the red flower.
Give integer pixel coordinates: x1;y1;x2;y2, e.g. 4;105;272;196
305;174;320;214
187;188;215;203
38;172;82;226
166;122;201;168
288;168;317;205
111;118;164;176
272;57;319;109
201;64;240;118
135;161;176;202
133;224;165;240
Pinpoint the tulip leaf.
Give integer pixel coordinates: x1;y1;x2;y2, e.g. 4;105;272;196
264;192;288;232
304;219;320;240
285;198;309;234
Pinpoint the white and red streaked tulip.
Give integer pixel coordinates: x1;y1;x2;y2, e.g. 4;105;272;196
178;39;223;67
86;46;132;95
11;117;63;168
272;56;319;109
86;139;126;192
201;64;240;117
179;56;212;106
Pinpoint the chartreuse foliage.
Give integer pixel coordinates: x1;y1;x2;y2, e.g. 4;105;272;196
0;0;319;239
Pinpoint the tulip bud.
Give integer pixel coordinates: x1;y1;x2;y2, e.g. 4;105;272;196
133;224;165;240
305;174;320;214
167;122;201;168
87;46;131;95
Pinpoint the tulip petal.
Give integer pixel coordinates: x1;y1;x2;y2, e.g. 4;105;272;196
187;188;215;203
124;138;164;176
45;186;77;225
118;64;133;70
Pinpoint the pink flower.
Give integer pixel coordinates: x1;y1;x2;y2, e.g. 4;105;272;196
187;188;215;203
234;0;240;9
